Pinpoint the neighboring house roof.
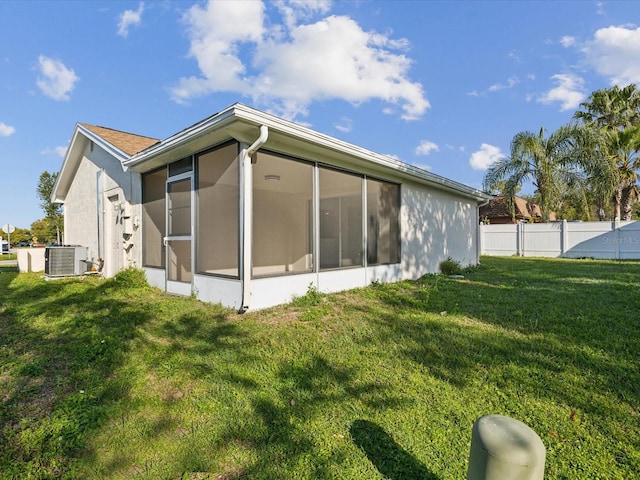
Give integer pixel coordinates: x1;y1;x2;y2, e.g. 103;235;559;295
53;103;490;204
79;124;159;156
480;195;544;222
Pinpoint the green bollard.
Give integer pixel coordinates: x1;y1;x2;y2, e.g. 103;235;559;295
467;414;546;480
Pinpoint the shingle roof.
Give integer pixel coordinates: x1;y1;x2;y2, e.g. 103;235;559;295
80;123;159;156
480;195;543;221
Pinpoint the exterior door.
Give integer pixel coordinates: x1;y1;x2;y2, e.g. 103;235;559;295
106;195;123;277
165;175;192;296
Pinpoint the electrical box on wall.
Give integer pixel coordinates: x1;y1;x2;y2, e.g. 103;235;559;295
123;217;133;235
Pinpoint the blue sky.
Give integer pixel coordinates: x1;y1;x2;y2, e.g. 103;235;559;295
1;0;639;230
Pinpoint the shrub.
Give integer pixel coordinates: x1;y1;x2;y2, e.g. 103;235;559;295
109;267;149;288
291;283;323;307
439;257;463;276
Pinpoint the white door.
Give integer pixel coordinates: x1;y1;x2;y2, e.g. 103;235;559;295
165;175;192;296
107;195;123;277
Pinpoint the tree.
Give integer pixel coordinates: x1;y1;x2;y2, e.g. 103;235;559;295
606;126;640;220
574;84;640;220
35;171;63;243
37;171;62;218
483;124;585;222
574;84;640;129
7;227;32;245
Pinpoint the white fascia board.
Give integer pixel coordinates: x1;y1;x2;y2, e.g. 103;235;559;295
232;105;490;202
124;105;238;171
51;124;131;203
77;124;130;164
125;103;489;202
51;128;81;203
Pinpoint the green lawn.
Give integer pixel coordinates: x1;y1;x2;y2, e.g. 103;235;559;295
0;257;638;479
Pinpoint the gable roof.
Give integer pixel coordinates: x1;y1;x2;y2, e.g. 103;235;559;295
52;123;160;204
53;103;490;204
79;124;159;156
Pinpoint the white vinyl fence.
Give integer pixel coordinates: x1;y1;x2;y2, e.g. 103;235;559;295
479;220;640;259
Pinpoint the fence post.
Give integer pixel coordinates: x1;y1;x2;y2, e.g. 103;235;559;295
613;220;620;259
467;414;546;480
518;222;525;256
560;219;567;256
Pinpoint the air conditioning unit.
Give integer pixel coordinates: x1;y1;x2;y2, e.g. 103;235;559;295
45;246;88;277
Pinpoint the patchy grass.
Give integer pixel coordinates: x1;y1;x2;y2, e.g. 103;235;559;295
0;257;638;479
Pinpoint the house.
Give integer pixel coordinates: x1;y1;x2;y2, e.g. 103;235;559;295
52;103;490;311
479;195;552;224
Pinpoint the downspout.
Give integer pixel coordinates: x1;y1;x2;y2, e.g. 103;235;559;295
96;169;105;262
240;125;269;313
477;196;491;263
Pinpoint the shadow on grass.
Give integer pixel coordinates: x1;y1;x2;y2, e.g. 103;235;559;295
210;354;409;479
351;420;440;480
355;258;640;412
0;271;238;478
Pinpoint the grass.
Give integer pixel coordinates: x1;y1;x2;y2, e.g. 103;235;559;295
0;257;638;479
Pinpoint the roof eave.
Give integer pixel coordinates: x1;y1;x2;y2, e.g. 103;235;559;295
125;103;490;202
51;124;131;204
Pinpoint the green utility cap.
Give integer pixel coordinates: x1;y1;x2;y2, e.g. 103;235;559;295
467;414;546;480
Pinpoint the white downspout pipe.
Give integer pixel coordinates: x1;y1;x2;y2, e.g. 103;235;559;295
240;125;269;313
477;196;491;263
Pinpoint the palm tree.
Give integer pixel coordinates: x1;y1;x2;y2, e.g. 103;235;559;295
574;84;640;220
574;84;640;129
483;124;584;222
607;126;640;220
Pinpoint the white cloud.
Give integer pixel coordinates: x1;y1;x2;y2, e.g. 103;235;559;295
36;56;79;101
537;73;585;111
488;75;519;92
40;145;68;157
582;25;640;85
274;0;331;30
560;35;576;47
117;2;144;38
170;0;264;103
171;0;429;121
415;140;439;156
445;144;465;153
508;49;522;63
0;122;15;137
334;116;352;133
469;144;504;171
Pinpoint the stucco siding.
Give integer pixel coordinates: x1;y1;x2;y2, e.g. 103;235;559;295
401;181;479;279
63;153;101;262
62;143;143;276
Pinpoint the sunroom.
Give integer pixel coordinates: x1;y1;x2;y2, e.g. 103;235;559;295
126;103;486;311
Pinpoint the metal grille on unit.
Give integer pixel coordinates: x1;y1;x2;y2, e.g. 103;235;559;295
44;246;88;277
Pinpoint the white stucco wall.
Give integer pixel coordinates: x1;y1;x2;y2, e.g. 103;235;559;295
401;181;479;279
62;142;143;276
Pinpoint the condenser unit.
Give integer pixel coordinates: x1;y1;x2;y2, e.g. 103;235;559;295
45;246;88;277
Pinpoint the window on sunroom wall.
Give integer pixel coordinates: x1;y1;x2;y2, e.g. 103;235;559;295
252;151;314;277
196;142;240;277
142;167;166;268
319;167;364;269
